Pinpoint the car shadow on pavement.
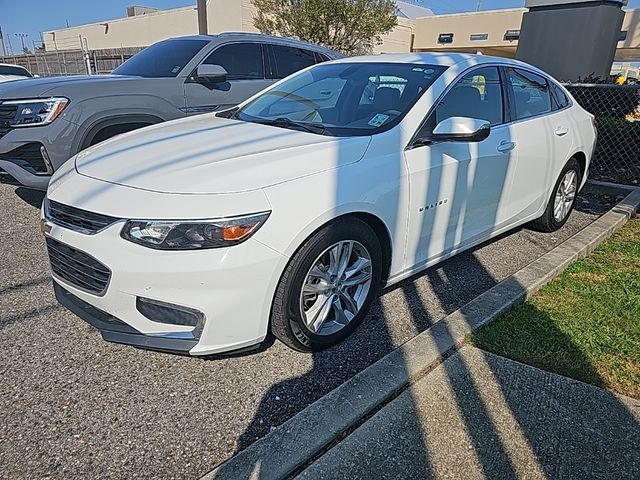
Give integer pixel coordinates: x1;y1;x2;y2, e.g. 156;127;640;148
14;187;45;209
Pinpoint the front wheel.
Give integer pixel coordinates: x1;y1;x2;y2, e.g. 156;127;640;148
530;158;581;232
270;218;382;352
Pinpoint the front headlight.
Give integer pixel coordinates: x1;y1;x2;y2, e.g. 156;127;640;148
120;212;271;250
3;97;69;127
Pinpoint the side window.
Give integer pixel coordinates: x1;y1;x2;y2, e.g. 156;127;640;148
203;43;264;80
434;66;503;126
315;52;332;63
551;82;570;110
270;45;316;78
507;68;552;120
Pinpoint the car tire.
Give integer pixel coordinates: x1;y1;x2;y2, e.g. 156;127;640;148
270;217;383;352
529;158;582;233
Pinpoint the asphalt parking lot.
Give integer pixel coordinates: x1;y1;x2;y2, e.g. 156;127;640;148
0;183;624;480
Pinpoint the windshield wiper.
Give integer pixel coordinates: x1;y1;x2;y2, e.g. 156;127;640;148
257;117;325;135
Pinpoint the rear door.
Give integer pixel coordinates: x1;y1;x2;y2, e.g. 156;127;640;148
183;42;273;115
265;44;318;80
503;67;557;220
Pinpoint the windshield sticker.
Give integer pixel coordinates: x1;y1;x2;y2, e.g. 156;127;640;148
368;113;390;127
171;65;181;74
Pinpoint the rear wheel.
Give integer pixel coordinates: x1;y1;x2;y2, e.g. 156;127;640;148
270;218;382;352
530;158;581;232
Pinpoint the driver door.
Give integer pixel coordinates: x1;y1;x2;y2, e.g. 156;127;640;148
403;66;517;270
184;42;273;115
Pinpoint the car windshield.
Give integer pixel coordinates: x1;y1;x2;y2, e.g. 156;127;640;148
236;62;446;136
112;39;209;78
0;65;31;77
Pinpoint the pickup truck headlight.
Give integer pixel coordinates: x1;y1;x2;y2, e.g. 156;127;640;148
3;97;69;127
120;212;271;250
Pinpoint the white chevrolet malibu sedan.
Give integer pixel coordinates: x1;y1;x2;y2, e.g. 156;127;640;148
42;53;597;355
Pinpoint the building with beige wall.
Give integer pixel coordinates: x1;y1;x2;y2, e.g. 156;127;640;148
412;7;640;62
42;0;432;53
41;1;640;62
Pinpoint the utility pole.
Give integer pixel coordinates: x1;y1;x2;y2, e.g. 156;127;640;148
476;0;483;11
197;0;208;35
15;33;28;53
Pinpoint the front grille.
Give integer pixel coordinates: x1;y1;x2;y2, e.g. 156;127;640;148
46;200;120;234
0;143;47;173
46;237;111;295
0;104;16;140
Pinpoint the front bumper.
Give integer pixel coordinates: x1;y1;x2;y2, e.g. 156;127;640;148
0;117;79;190
43;215;286;356
54;282;199;354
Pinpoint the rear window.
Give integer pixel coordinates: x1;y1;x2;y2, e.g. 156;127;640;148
0;65;31;77
551;82;570;110
269;45;317;79
113;39;209;78
506;68;552;120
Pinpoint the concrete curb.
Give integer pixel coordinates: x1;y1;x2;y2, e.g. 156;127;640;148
202;185;640;480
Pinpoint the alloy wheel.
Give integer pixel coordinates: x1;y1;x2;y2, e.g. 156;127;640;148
553;169;578;222
299;240;373;336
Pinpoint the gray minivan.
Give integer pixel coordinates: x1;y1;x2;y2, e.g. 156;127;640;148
0;33;340;189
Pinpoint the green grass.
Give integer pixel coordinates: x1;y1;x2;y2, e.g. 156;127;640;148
470;218;640;398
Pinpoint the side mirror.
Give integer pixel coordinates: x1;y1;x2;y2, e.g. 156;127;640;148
196;64;228;83
425;116;491;143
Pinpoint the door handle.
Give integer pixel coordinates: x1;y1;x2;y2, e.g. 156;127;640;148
555;126;569;136
497;141;516;153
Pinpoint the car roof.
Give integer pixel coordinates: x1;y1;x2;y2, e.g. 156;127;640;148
165;33;340;56
330;52;547;75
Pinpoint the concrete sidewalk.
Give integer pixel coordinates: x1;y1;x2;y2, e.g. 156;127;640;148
296;346;640;480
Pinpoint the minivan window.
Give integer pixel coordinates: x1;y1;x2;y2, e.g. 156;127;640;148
113;39;209;78
204;43;264;80
0;65;31;77
269;45;316;78
435;66;503;126
507;68;552;120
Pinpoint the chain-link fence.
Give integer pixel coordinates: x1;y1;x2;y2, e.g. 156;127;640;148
565;83;640;186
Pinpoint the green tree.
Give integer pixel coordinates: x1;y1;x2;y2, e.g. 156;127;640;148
253;0;398;55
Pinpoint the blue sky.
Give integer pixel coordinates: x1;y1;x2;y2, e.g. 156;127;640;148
1;0;638;51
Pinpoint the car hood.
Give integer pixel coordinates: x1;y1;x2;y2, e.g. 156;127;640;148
0;74;138;99
0;75;28;84
74;115;372;194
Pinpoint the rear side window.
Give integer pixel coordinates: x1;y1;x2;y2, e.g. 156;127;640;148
435;66;504;126
315;52;332;63
551;82;570;110
507;68;552;120
204;43;264;80
269;45;316;78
